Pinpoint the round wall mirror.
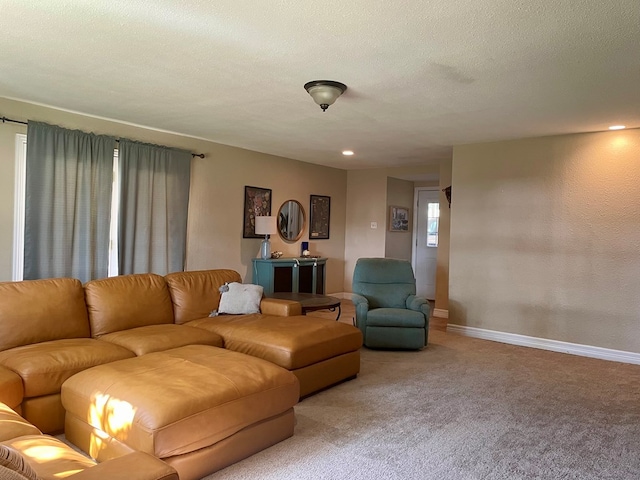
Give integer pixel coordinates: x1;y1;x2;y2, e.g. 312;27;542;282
278;200;305;242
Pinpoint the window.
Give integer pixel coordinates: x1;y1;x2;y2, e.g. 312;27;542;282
17;123;190;280
426;202;440;247
14;134;120;280
108;150;119;277
13;134;26;281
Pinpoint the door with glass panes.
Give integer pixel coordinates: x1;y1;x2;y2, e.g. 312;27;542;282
413;188;439;300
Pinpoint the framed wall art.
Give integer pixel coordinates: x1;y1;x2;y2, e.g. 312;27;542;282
389;205;410;232
243;185;272;238
309;194;331;240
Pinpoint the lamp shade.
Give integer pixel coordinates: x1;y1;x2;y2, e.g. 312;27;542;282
304;80;347;111
255;216;277;235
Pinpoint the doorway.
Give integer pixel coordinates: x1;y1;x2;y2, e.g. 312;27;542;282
412;188;440;300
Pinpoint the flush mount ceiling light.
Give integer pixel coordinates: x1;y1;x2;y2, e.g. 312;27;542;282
609;125;626;130
304;80;347;112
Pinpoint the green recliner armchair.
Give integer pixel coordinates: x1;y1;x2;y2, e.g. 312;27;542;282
351;258;430;349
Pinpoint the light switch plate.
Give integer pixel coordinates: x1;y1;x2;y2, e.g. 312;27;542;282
370;222;378;229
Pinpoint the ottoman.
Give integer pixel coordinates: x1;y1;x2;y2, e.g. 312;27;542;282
186;314;363;397
61;345;299;480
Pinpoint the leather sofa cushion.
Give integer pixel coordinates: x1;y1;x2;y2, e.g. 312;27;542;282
85;274;175;337
97;324;223;356
0;404;40;442
0;367;23;411
165;270;241;324
186;315;363;370
0;278;89;352
62;345;299;459
0;339;134;398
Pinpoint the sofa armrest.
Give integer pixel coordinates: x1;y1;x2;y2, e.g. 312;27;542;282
69;452;178;480
0;403;40;442
0;366;23;410
260;298;302;316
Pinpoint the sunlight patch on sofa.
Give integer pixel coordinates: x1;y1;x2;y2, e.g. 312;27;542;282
22;443;68;462
87;393;136;457
53;468;83;478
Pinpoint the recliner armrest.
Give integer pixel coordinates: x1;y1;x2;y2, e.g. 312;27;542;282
351;294;369;331
69;452;178;480
351;293;368;307
406;295;430;318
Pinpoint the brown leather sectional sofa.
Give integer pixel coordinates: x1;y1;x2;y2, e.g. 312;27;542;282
0;269;363;479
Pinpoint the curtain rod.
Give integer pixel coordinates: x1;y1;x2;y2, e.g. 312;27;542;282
1;115;205;158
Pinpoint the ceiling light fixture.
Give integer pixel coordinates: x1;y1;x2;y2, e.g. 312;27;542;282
304;80;347;112
609;125;626;130
342;150;354;156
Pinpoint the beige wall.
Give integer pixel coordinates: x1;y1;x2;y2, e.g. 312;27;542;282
449;129;640;352
0;98;347;292
344;169;388;289
385;177;414;261
343;164;441;291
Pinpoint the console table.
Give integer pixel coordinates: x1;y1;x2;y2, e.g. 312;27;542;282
252;257;326;295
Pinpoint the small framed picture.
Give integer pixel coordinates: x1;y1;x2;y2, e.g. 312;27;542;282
243;186;272;238
309;195;331;239
389;206;410;232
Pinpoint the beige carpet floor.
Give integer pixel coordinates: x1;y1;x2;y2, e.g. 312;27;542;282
205;330;640;480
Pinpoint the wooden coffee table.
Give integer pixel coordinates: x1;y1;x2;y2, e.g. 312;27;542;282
269;292;341;320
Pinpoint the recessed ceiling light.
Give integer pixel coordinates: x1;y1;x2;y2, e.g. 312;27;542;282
342;150;354;156
609;125;626;130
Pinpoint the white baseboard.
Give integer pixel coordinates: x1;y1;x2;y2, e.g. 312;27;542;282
447;324;640;366
433;308;449;319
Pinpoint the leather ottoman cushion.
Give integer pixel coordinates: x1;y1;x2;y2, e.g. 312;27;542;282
96;324;224;356
186;315;363;370
0;339;135;398
61;345;299;458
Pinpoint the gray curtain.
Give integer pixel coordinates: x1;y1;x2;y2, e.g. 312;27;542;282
24;121;115;282
117;139;191;275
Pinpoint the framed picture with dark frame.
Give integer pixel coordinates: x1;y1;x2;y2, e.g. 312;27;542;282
309;195;331;240
389;205;410;232
243;185;272;238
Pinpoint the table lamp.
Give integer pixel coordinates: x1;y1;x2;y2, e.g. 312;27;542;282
255;216;277;260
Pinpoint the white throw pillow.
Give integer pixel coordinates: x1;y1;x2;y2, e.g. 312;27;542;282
218;282;264;315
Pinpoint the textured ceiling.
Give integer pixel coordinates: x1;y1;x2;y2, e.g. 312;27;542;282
0;1;638;169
